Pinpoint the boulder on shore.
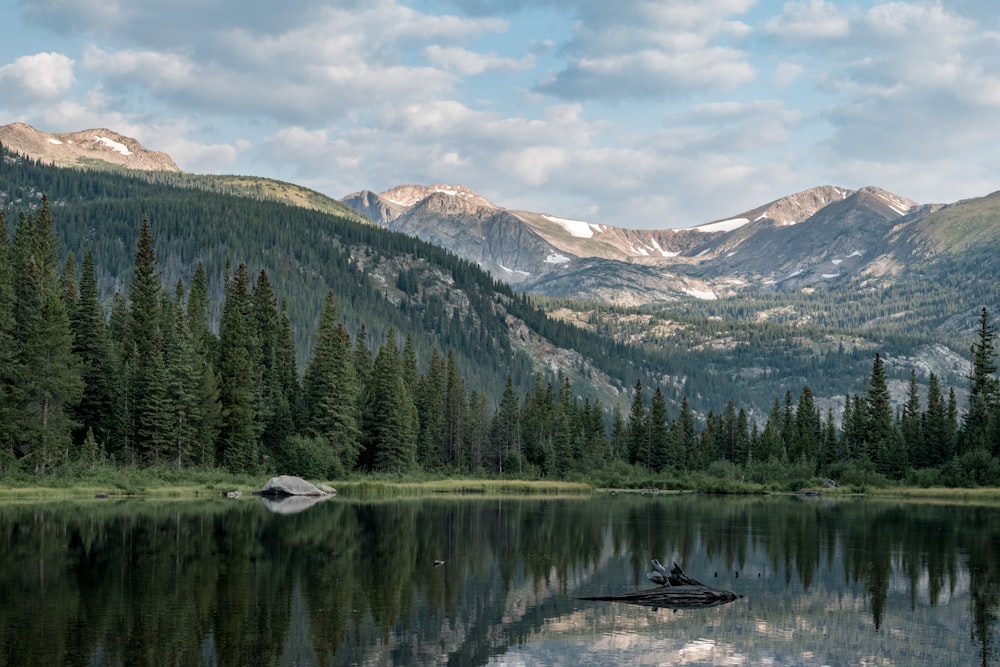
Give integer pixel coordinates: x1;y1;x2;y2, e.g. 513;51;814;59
259;475;333;497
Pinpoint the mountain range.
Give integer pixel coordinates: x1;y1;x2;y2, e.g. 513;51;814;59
341;182;1000;306
3;121;999;419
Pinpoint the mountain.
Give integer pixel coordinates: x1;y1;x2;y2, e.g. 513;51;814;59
0;122;371;225
341;182;998;304
4;126;997;422
0;121;181;172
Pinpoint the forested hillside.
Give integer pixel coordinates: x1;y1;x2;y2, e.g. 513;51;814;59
3;154;1000;486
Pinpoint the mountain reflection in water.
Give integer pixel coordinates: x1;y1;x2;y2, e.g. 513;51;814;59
1;495;998;666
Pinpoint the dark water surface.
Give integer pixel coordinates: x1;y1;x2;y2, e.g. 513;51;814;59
2;493;999;666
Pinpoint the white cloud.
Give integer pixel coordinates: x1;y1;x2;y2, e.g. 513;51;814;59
424;45;532;75
765;1;851;40
0;52;75;100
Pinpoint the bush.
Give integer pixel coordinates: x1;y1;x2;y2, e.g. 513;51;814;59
276;435;342;480
939;449;1000;487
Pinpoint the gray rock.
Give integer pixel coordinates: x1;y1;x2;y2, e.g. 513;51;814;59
260;475;329;497
316;483;337;495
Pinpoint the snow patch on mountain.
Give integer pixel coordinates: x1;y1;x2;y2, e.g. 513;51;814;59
684;288;717;300
543;214;601;238
694;217;749;233
545;253;571;264
96;136;131;155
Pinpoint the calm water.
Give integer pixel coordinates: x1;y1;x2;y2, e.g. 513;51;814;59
2;493;999;666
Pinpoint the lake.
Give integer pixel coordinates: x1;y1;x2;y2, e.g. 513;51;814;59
2;493;998;666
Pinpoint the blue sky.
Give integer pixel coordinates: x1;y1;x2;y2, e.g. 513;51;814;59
1;0;998;229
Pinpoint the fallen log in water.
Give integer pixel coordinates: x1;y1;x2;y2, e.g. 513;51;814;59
579;561;740;610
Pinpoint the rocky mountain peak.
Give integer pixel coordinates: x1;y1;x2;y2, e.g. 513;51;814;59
380;184;497;210
0;122;180;172
742;185;854;227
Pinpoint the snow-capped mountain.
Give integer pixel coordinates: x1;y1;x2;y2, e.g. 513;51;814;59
341;181;982;304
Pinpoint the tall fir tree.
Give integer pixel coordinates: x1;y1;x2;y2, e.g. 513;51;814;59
71;249;118;451
127;220;169;461
362;329;417;473
491;375;520;475
0;215;17;465
961;307;999;454
10;200;82;472
646;387;670;471
626;379;646;465
302;291;360;472
217;264;257;473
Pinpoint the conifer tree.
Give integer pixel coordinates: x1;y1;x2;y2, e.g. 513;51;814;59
900;370;923;465
252;270;295;458
416;347;446;470
71;249;118;450
609;405;627;462
127;220;169;461
186;262;216;358
10;200;82;472
302;292;360;472
161;284;200;467
626;379;646;465
792;386;820;464
962;307;999;454
0;216;17;463
675;395;697;470
866;353;896;476
217;264;257;473
491;375;520;474
443;351;465;469
646;387;669;471
362;330;417;473
921;373;951;467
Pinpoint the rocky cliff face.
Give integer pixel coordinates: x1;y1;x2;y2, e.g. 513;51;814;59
0;122;180;172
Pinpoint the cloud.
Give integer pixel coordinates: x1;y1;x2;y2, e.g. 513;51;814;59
0;52;75;101
819;2;1000;162
765;1;850;40
532;0;758;99
424;45;532;75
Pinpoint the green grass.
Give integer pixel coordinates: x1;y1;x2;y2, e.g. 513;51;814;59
330;478;593;499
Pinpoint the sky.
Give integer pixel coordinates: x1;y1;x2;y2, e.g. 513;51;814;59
1;0;999;229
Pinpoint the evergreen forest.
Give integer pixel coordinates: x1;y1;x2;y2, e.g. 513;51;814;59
3;193;1000;488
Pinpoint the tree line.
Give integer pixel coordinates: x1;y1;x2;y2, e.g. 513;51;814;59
2;200;999;484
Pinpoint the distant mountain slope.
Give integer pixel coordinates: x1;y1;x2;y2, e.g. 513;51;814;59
341;181;1000;306
0;122;370;225
0;122;180;171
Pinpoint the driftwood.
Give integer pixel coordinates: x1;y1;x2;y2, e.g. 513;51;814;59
579;560;740;610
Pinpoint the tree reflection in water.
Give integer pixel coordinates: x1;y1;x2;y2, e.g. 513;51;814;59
0;495;998;666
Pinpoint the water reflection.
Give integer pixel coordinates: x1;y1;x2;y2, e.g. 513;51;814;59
1;495;998;666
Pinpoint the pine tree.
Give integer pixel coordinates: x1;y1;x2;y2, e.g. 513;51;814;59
362;330;417;473
127;220;169;461
302;292;360;472
900;370;923;465
0;215;18;464
416;347;446;470
71;249;118;450
252;270;295;459
921;373;953;467
217;264;257;473
161;284;200;467
962;307;999;454
491;375;520;475
866;353;897;477
792;386;820;464
10;200;83;472
626;379;646;465
647;387;669;471
186;262;216;359
443;351;465;469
